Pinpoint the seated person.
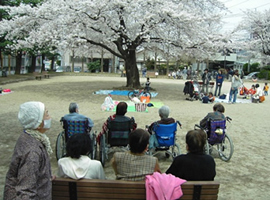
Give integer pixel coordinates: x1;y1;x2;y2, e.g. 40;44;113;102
166;129;216;181
111;129;161;181
200;103;226;137
101;94;115;111
62;102;94;130
147;105;175;149
253;83;265;103
58;133;105;180
97;102;137;144
202;92;215;103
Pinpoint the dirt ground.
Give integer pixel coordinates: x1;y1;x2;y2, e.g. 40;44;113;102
0;74;269;199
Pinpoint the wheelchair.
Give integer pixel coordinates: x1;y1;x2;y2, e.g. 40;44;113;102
147;121;182;159
55;118;97;161
99;117;135;166
195;116;234;162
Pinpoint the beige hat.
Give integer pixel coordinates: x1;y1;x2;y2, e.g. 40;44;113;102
18;101;45;129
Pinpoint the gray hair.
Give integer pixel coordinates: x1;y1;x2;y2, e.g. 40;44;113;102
69;102;78;113
159;105;170;119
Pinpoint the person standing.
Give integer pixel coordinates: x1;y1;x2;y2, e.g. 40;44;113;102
263;83;269;96
202;69;211;94
228;70;242;104
214;69;224;96
4;101;53;199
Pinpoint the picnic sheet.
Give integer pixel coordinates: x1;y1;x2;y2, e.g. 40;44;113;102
0;90;13;96
94;90;158;98
101;100;164;112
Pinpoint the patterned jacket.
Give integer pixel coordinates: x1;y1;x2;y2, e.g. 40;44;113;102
4;132;52;200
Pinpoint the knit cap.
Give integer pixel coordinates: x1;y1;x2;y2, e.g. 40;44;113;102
18;101;45;129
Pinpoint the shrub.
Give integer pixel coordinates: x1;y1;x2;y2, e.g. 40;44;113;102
87;60;100;73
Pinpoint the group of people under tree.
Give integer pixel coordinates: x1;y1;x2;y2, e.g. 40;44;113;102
4;99;224;199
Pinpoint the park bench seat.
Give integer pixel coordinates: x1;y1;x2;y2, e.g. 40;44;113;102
147;71;158;78
52;178;220;200
33;72;42;80
42;71;50;78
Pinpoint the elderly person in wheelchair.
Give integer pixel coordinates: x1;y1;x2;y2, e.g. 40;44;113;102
200;103;226;137
62;102;94;131
147;105;175;150
97;102;137;144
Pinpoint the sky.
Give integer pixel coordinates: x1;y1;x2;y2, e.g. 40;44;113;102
220;0;270;32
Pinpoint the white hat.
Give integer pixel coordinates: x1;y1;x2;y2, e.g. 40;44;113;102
18;101;45;129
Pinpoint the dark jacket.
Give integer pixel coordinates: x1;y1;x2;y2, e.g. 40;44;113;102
166;152;216;181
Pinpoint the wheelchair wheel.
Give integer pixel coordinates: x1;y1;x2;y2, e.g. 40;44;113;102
171;143;181;158
139;91;152;99
90;132;98;160
55;131;66;160
99;134;106;166
217;134;234;162
128;91;136;100
204;141;210;155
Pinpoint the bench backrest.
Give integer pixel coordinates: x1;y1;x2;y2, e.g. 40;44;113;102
52;178;220;200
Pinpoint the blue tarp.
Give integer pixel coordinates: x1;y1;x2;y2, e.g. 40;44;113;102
94;90;158;97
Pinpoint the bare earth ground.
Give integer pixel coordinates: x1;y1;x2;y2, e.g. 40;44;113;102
0;75;270;200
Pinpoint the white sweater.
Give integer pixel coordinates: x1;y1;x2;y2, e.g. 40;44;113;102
58;155;105;180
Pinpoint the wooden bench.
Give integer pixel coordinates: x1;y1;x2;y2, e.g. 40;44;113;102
147;71;158;78
42;71;50;78
52;178;220;200
33;72;42;80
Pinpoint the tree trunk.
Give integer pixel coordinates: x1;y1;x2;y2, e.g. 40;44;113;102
15;51;22;75
101;49;104;73
41;54;45;72
30;55;36;73
125;49;140;88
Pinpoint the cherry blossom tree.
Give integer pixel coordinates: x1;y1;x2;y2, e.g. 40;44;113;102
237;9;270;64
0;0;226;87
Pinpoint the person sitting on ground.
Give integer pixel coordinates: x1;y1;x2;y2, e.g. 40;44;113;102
200;103;226;136
62;102;94;130
253;83;265;103
202;92;215;103
58;133;105;180
166;129;216;181
97;102;137;144
4;101;53;199
111;128;161;181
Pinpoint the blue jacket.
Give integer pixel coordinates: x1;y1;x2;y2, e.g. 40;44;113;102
216;73;224;84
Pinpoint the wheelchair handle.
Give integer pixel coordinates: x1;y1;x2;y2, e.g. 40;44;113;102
226;116;232;122
177;121;182;128
194;124;203;130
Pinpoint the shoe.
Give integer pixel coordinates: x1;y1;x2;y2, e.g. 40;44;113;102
232;102;236;104
228;101;232;104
